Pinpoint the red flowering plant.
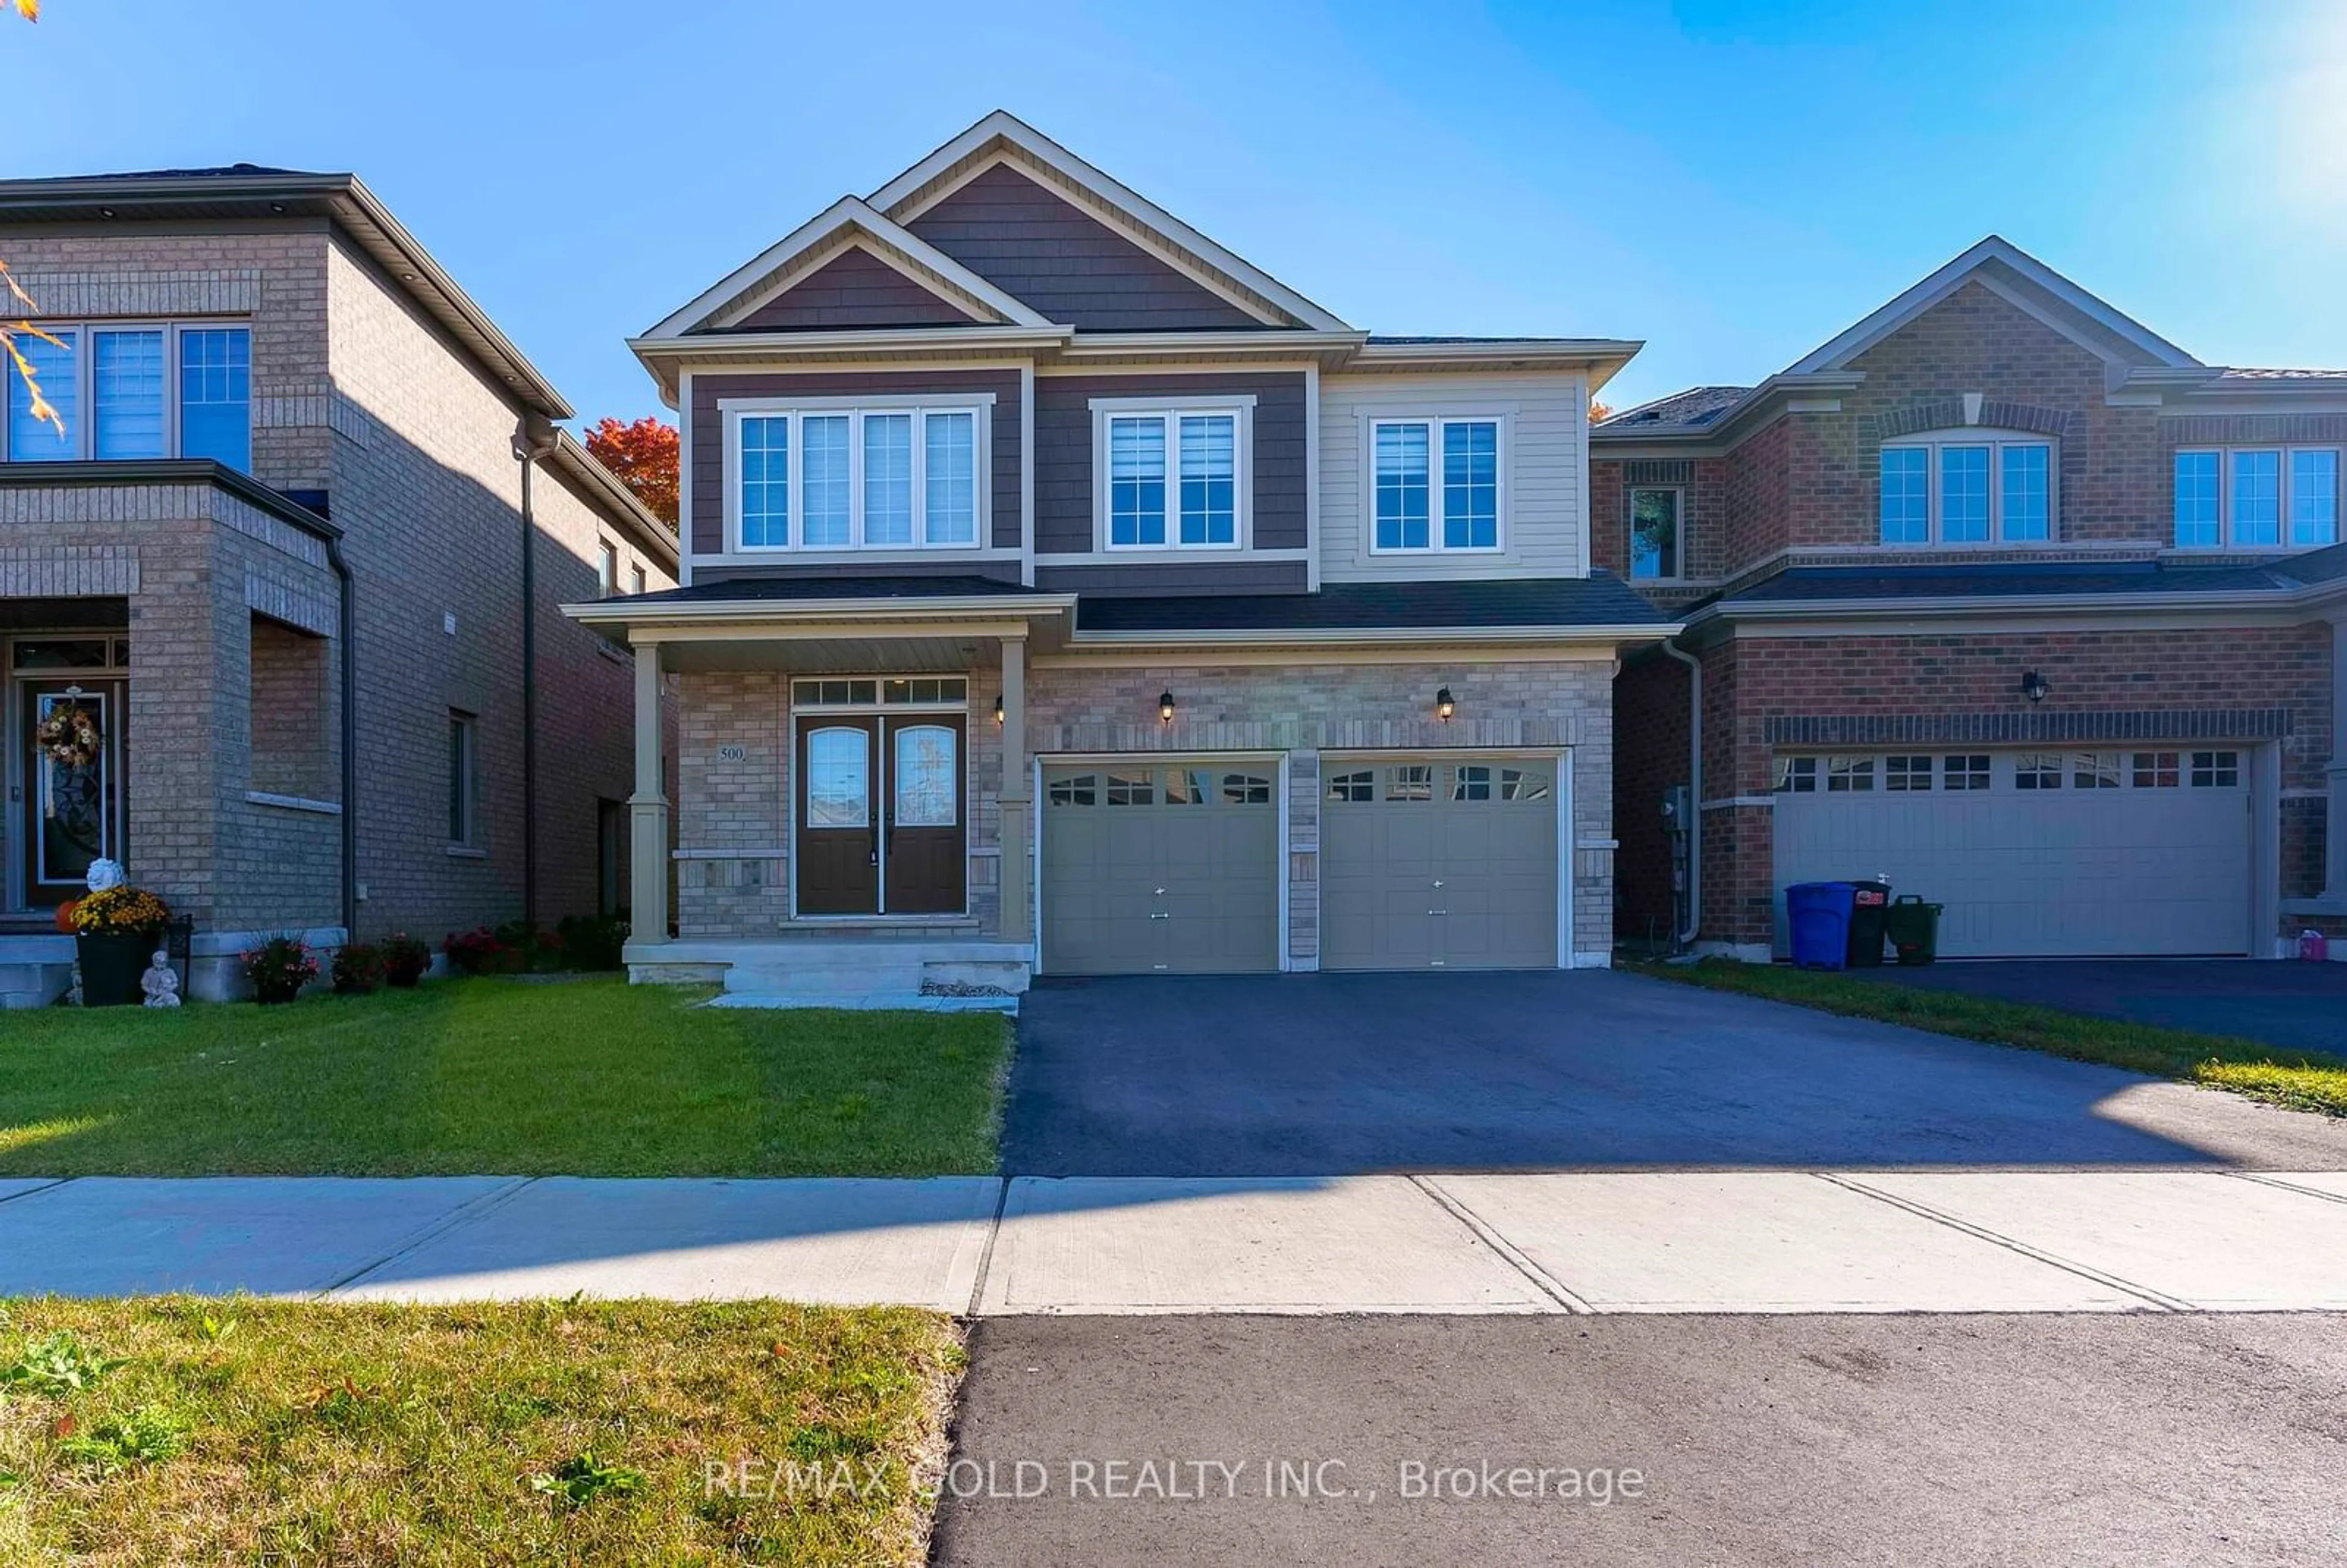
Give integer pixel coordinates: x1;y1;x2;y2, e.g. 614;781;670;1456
241;934;318;1005
442;926;510;976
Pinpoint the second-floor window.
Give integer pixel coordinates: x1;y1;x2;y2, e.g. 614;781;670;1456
2;321;252;471
1372;417;1501;552
2173;447;2338;549
1878;431;2054;544
1092;403;1249;549
1629;486;1681;579
727;400;988;552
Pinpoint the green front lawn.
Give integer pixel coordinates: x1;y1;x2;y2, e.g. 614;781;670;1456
0;979;1011;1177
1636;959;2347;1116
0;1296;961;1566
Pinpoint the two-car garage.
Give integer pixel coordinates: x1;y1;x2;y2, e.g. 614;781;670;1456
1039;754;1565;975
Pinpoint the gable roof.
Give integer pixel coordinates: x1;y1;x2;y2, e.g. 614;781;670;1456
642;194;1056;339
1785;235;2200;375
1597;385;1751;435
866;111;1350;332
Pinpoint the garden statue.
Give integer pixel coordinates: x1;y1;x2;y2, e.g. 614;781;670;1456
141;950;181;1008
84;857;124;893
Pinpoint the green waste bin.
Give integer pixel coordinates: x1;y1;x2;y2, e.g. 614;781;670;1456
1884;895;1942;965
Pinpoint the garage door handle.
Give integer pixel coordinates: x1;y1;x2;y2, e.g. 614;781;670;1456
1150;911;1170;920
1428;908;1447;917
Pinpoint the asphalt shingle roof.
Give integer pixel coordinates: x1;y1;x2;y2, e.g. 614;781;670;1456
1721;560;2303;606
1074;575;1670;633
1596;386;1750;434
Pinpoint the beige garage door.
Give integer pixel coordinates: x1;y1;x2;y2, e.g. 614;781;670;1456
1771;748;2253;957
1321;757;1560;970
1040;761;1281;975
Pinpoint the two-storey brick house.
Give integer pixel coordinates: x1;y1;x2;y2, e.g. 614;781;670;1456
0;165;677;1001
1599;238;2347;959
571;114;1672;994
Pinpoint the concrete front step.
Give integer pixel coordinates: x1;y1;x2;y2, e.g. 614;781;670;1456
639;936;1033;998
0;936;74;1009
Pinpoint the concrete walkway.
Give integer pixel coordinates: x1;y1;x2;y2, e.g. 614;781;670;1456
4;1168;2345;1313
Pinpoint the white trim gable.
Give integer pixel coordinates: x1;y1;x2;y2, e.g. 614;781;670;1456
866;111;1353;334
1785;236;2202;376
641;196;1056;340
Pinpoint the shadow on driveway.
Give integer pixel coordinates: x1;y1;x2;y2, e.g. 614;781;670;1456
1004;970;2347;1177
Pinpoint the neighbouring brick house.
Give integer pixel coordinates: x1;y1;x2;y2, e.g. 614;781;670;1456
1598;238;2347;959
569;113;1669;995
0;166;677;1002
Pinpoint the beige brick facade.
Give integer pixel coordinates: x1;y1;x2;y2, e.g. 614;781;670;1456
667;653;1618;966
0;211;674;992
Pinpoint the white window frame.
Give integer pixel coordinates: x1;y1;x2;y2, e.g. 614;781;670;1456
1628;484;1684;581
1088;395;1255;552
721;394;994;555
0;317;254;466
595;538;618;598
1877;429;2059;546
1367;415;1507;555
2172;445;2341;551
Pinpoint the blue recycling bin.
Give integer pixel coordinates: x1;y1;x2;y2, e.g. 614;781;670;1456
1787;881;1858;970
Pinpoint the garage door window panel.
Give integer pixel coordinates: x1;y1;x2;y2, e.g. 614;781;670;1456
1387;764;1434;801
1107;770;1155;807
1885;755;1933;791
2191;751;2239;788
1223;772;1272;805
2072;752;2122;789
1827;757;1875;793
1772;756;1819;794
1500;767;1550;801
1944;755;1991;791
1453;764;1493;801
1048;773;1098;808
1328;769;1373;804
2133;752;2180;788
2015;754;2063;791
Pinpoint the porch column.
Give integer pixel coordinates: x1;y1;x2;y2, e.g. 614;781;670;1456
629;640;670;944
997;632;1032;945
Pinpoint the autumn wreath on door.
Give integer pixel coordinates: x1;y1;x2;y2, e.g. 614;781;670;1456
35;698;103;818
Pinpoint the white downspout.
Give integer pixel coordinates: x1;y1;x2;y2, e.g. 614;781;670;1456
1661;637;1702;948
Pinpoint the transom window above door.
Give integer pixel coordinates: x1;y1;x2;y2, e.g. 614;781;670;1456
2;321;251;470
1878;431;2055;544
727;400;989;552
1092;400;1251;549
1371;417;1502;552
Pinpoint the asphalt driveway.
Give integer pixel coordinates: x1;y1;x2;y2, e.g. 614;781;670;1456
1854;958;2347;1053
1004;970;2347;1176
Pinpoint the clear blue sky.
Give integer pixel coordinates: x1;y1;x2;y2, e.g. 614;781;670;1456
9;1;2343;425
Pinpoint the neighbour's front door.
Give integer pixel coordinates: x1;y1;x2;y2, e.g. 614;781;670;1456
795;714;968;917
20;680;125;907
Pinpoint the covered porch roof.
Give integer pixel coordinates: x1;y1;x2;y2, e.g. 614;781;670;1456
562;574;1078;672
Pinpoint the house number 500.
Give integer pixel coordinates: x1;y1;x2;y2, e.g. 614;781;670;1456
716;745;748;763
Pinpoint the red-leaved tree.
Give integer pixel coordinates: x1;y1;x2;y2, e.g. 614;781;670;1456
584;416;680;526
1;1;63;436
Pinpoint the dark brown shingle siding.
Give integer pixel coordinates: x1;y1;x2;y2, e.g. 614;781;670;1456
688;368;1021;555
908;164;1264;331
725;247;979;332
1032;371;1309;555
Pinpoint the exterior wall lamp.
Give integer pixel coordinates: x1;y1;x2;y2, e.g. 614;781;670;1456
1435;686;1456;720
2019;670;2050;704
1158;690;1177;724
993;694;1005;725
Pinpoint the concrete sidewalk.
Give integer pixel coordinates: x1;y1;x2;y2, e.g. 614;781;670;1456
4;1168;2346;1313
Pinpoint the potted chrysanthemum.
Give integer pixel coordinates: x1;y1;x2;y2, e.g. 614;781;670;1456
70;882;171;1007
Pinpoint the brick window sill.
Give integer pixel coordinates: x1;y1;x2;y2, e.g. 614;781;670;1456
446;844;487;860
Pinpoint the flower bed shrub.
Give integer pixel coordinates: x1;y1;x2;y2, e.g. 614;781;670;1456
241;936;318;1005
442;926;510;976
379;934;431;987
555;914;630;972
331;943;383;996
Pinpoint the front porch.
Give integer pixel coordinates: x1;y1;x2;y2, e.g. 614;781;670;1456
575;577;1073;999
0;464;350;1001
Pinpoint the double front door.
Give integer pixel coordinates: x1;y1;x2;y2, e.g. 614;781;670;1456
796;714;966;915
